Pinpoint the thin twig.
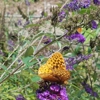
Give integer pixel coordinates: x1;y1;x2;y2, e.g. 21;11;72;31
2;45;19;66
0;37;39;85
34;35;44;54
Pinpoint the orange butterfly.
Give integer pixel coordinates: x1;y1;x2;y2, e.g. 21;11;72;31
77;27;82;33
38;52;70;84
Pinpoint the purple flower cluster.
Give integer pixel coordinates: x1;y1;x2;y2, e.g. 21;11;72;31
93;0;100;5
82;81;98;97
67;0;79;11
58;0;91;21
36;82;69;100
16;95;26;100
65;54;92;70
78;0;91;8
58;0;100;22
67;31;85;43
59;0;78;21
66;0;91;10
58;10;66;22
16;19;30;27
90;20;98;29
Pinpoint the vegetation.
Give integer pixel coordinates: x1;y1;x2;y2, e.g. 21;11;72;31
0;0;100;100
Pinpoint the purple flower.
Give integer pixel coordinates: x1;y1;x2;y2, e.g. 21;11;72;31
93;0;100;5
68;0;79;11
17;20;22;26
90;20;98;29
36;82;69;100
65;54;92;70
67;31;85;43
63;0;91;12
44;39;52;44
25;0;30;6
82;81;99;97
17;59;23;65
93;92;99;97
78;0;91;8
50;84;61;92
43;36;52;44
60;87;69;100
58;10;66;22
66;65;74;70
16;95;26;100
59;0;91;21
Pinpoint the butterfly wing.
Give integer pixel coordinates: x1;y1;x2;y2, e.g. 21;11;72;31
47;52;66;69
38;63;60;82
52;67;70;83
77;28;82;33
38;52;71;84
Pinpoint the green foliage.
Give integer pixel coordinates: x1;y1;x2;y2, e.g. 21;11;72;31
24;46;34;57
0;0;100;100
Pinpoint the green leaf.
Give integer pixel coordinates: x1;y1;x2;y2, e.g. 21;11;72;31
77;89;85;98
92;72;97;82
73;64;78;68
78;8;91;15
1;65;7;70
33;32;45;41
95;84;100;88
78;9;87;14
88;47;92;54
24;46;34;57
31;75;41;82
43;33;54;38
57;41;62;49
89;5;97;10
96;28;100;35
24;62;35;69
74;44;81;55
96;64;100;69
22;56;32;64
83;28;97;43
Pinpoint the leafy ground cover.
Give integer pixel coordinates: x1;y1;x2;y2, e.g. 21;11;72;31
0;0;100;100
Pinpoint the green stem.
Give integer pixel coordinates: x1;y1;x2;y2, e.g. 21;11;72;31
69;83;80;90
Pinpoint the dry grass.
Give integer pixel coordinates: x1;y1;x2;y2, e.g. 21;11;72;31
0;0;62;15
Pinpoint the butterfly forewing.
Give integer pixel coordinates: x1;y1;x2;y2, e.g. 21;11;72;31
47;52;66;68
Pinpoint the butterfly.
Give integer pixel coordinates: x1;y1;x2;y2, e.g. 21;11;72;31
38;52;70;84
77;27;82;33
